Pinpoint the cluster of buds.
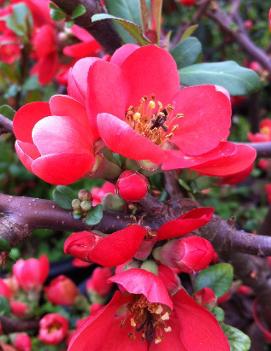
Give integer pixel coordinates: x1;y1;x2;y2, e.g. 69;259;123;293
71;189;93;219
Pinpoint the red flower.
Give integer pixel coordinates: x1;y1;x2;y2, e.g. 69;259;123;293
117;171;149;202
157;207;214;240
12;255;49;291
63;25;101;59
45;275;78;306
86;267;113;296
248;118;271;142
12;333;32;351
68;269;230;350
39;313;68;345
64;225;147;267
91;181;116;206
13;95;95;185
68;44;255;177
179;0;196;5
10;300;29;318
0;32;21;64
157;236;215;273
31;24;59;85
0;279;12;299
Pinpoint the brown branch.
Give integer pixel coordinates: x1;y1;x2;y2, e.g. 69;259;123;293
0;115;13;135
0;316;38;334
207;6;271;74
51;0;122;54
2;193;271;257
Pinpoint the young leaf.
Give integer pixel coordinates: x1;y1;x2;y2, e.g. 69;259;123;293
52;186;76;210
171;37;202;68
181;24;198;41
0;105;15;119
85;205;103;225
91;14;150;45
180;61;262;96
6;3;33;37
222;323;251;351
71;4;87;19
195;263;234;297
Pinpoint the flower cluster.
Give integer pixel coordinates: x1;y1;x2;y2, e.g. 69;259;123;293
0;0;101;85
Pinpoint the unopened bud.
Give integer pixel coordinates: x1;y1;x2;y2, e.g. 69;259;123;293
80;200;92;212
117;171;148;202
72;199;81;211
78;189;91;201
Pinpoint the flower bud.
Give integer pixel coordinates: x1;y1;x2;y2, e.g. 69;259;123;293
12;333;31;351
45;275;78;306
117;171;148;202
86;267;113;297
179;0;195;5
78;189;91;201
13;256;49;291
71;199;81;211
157;236;215;273
0;279;12;299
194;288;217;308
39;313;68;345
80;200;92;212
10;300;29;318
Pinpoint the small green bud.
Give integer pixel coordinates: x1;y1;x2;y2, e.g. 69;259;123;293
72;199;81;211
80;200;92;212
78;189;91;201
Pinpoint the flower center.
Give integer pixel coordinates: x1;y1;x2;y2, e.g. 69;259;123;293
126;295;172;344
125;95;183;145
260;126;271;135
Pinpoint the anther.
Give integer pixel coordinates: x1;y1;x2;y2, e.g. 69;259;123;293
155;337;162;344
164;326;172;333
133;112;141;121
154;305;163;315
161;312;170;321
148;100;156;109
130;318;137;327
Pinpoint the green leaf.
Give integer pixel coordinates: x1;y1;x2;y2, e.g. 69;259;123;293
181;24;198;41
91;13;150;45
180;61;262;96
50;8;66;21
0;239;10;251
6;3;33;37
85;205;103;225
171;37;202;69
0;297;10;316
72;4;87;19
105;0;142;25
195;263;234;297
0;105;15;119
222;323;251;351
52;186;76;210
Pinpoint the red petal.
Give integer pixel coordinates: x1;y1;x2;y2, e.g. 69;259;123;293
32;116;92;155
70;25;92;42
65;225;146;267
68;292;147;351
87;61;129;139
32;153;94;185
97;113;166;164
67;57;100;104
110;44;139;66
122;45;179;106
173;289;230;351
49;95;91;132
15;141;40;171
110;268;173;309
13;102;50;142
162;142;236;170
171;85;231;155
193;144;256;176
36;53;59;85
157;208;214;240
63;41;101;59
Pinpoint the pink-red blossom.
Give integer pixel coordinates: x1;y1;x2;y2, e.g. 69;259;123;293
13;96;95;185
117;171;149;202
45;275;78;306
39;313;69;345
12;255;49;291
